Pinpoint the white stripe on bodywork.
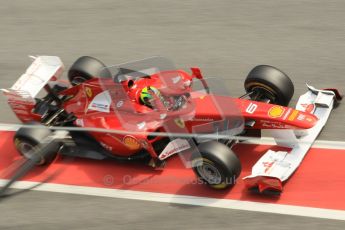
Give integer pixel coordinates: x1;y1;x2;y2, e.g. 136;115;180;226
87;90;112;113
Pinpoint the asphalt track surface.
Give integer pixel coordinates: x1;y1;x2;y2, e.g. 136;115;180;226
0;0;344;229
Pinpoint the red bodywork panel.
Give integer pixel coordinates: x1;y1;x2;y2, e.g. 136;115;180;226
7;68;319;159
191;95;317;130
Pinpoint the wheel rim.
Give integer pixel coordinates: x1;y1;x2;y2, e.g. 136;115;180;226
251;86;276;102
196;160;222;184
72;76;87;85
17;142;44;164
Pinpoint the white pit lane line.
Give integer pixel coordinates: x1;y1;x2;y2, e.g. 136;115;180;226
0;124;345;220
0;180;344;221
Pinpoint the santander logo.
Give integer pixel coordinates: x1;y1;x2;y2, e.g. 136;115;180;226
301;103;315;113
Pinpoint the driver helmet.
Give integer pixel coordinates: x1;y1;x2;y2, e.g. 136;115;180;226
140;86;160;107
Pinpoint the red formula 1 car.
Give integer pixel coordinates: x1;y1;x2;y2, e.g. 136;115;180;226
1;56;342;194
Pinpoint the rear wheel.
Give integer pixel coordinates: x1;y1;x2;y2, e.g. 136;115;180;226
192;141;241;189
14;124;60;165
244;65;294;106
68;56;112;85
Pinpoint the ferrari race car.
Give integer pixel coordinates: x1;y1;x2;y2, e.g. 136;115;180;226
1;55;342;194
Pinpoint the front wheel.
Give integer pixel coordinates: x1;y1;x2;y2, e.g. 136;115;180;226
244;65;294;106
192;141;241;189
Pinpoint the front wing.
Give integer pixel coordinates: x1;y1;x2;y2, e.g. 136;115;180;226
243;85;342;193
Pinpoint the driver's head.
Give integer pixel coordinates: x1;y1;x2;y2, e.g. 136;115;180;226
140;86;160;107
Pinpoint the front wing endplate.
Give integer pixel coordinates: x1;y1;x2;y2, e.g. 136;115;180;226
243;85;341;193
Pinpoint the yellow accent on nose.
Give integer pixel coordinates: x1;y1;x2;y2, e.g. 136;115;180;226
288;110;299;121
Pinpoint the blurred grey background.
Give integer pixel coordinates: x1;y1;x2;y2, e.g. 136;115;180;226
0;0;344;229
0;0;344;140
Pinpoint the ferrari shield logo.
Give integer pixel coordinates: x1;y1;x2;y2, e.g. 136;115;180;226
174;118;185;128
85;87;92;98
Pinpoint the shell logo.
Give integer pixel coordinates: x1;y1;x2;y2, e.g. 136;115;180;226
268;106;285;118
123;136;141;150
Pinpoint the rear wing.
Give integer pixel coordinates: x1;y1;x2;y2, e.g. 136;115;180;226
4;56;64;98
1;56;64;122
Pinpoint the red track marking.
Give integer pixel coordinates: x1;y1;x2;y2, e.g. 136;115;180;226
0;131;344;210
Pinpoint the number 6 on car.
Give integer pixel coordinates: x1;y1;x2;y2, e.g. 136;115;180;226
246;102;258;114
